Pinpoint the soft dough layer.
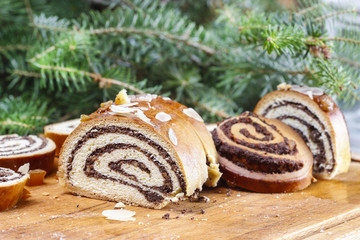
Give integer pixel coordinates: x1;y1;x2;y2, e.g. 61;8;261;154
58;94;217;209
254;85;351;179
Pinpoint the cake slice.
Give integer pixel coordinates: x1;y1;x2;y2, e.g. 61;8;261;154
44;118;80;156
212;111;313;193
0;164;29;211
0;134;56;173
254;84;351;179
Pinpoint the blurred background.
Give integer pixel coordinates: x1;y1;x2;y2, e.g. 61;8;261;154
0;0;359;155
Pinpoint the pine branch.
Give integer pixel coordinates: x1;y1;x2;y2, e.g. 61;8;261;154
24;0;34;23
88;28;216;55
0;45;30;52
313;8;356;22
324;37;360;45
0;95;51;135
12;69;41;78
295;3;326;16
31;63;146;94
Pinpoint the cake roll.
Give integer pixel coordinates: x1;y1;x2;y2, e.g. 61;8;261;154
0;164;29;211
58;91;220;209
0;134;56;173
254;84;351;179
212;111;313;193
44;119;80;156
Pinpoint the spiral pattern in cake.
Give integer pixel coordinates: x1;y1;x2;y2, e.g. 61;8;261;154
58;93;219;209
254;84;351;179
0;134;56;172
212;111;313;193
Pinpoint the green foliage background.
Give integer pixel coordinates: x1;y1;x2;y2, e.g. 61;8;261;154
1;0;359;135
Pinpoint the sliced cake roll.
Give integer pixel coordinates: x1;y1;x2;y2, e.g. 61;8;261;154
254;84;351;179
44;118;80;156
58;91;219;209
0;164;29;211
212;111;313;193
0;134;56;173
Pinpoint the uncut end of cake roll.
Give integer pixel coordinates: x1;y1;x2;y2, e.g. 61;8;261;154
44;119;80;156
254;83;351;179
0;164;29;211
0;134;56;173
212;111;313;193
58;90;220;209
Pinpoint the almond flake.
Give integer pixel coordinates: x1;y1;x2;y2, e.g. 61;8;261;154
110;105;137;115
182;108;204;122
168;128;178;145
137;94;157;102
114;202;126;209
18;163;30;175
135;110;153;126
102;209;136;221
291;85;324;97
155;112;172;122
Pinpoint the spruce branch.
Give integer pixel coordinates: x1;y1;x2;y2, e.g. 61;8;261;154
195;102;230;119
313;8;357;22
23;0;34;23
0;45;31;52
87;27;216;55
12;69;41;78
0;95;52;135
31;63;145;94
295;3;326;16
324;37;360;45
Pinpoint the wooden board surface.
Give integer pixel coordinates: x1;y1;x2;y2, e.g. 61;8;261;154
2;161;360;240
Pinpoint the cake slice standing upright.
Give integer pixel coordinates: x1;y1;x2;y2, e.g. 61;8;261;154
254;84;351;179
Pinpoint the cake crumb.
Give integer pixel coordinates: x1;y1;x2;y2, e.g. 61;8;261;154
42;192;50;196
199;196;210;203
190;217;195;220
226;188;232;197
162;213;170;220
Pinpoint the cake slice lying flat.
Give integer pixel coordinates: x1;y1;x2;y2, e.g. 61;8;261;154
212;111;313;193
254;84;351;179
0;134;56;173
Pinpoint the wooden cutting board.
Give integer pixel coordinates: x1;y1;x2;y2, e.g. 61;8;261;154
2;161;360;240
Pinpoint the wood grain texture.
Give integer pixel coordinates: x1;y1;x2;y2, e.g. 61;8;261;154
1;161;360;239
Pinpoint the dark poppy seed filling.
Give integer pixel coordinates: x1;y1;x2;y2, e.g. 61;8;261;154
0;135;48;156
262;101;335;174
213;112;303;174
0;167;24;183
67;125;186;203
